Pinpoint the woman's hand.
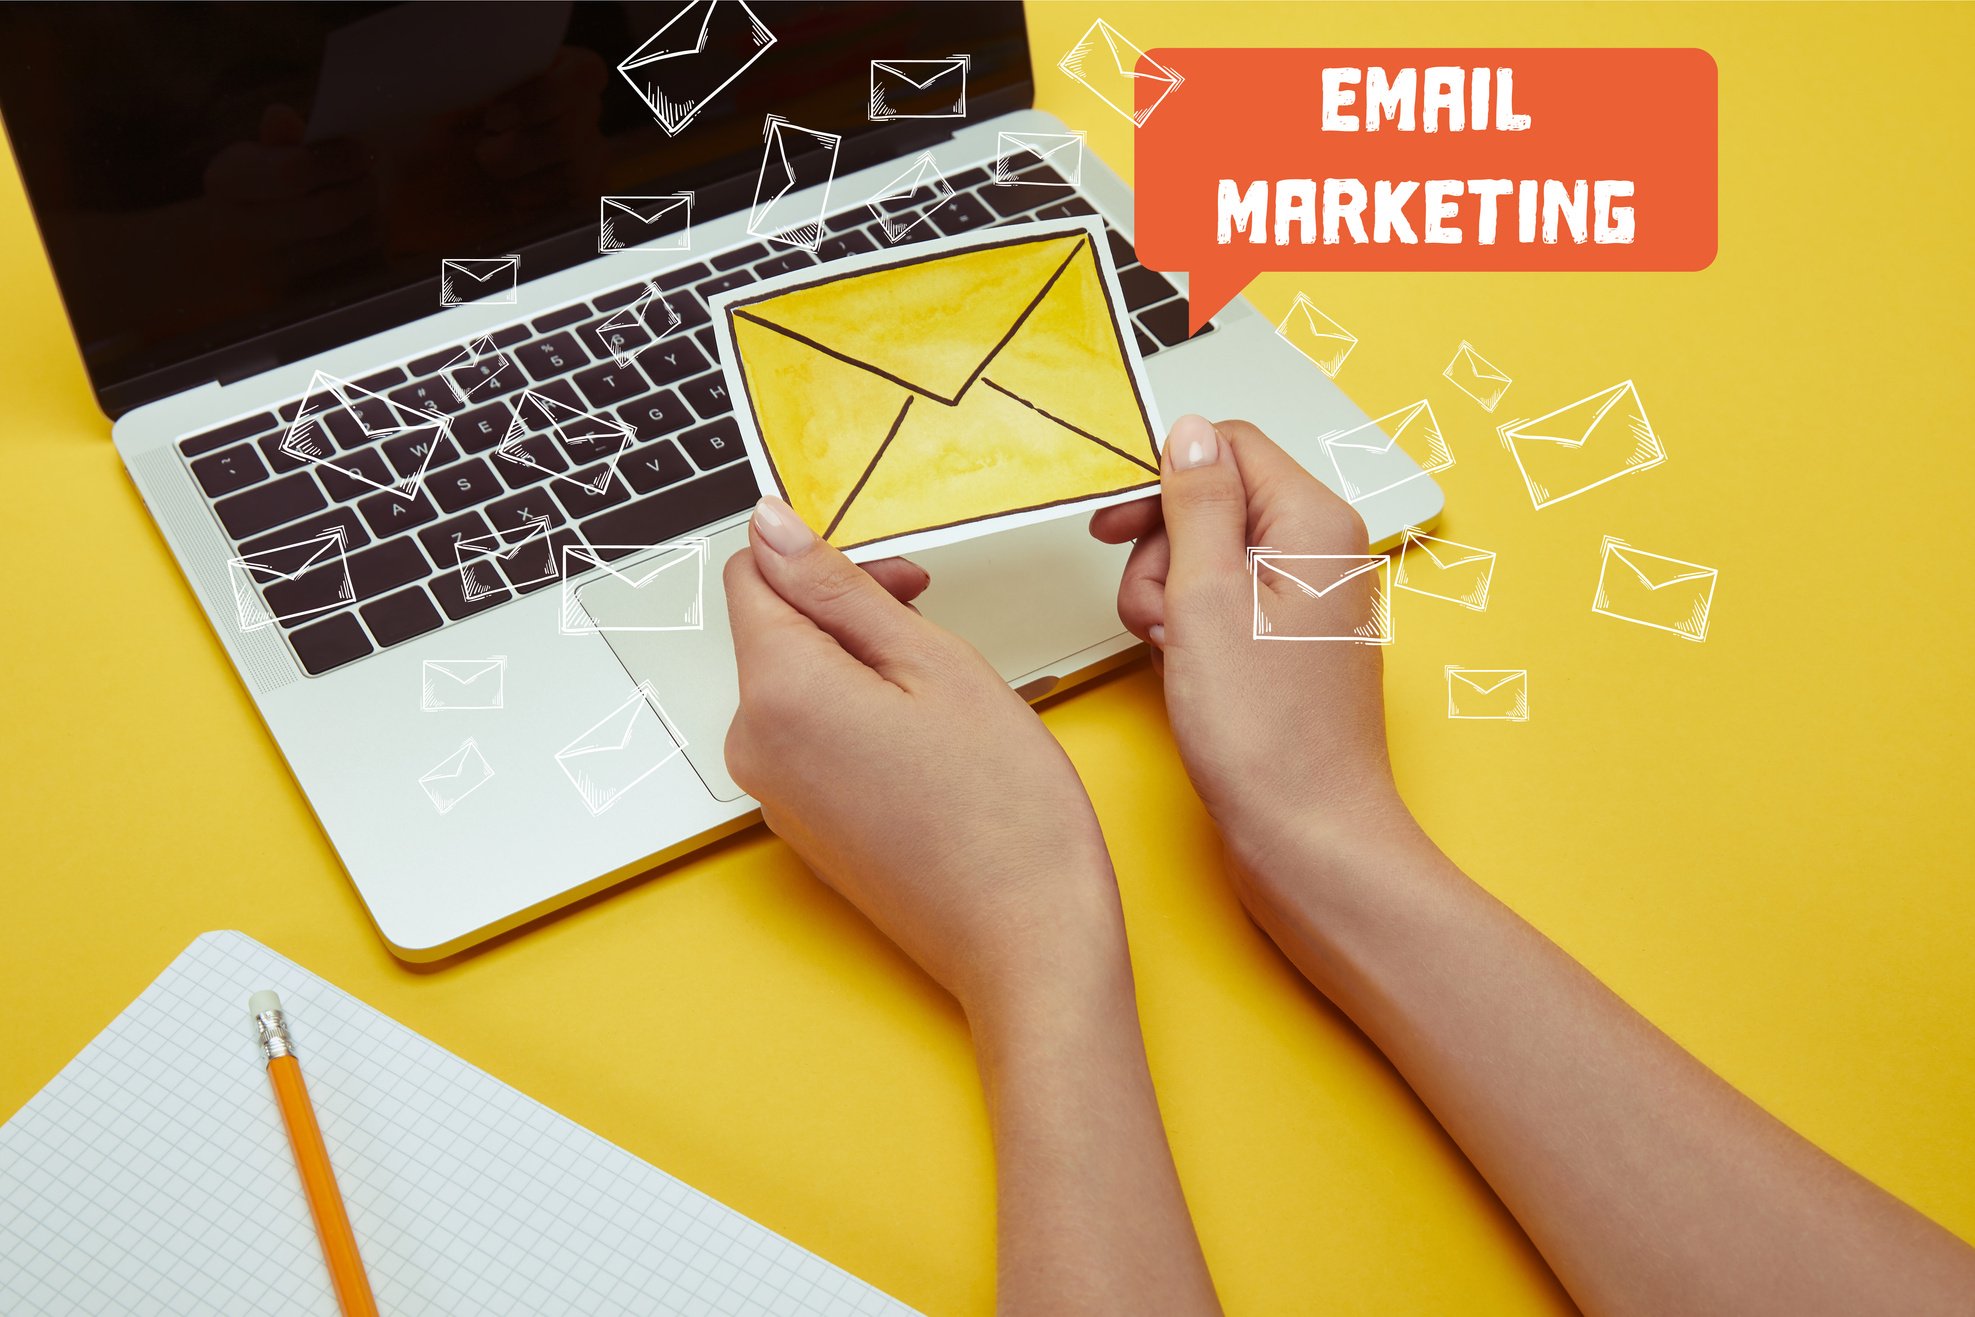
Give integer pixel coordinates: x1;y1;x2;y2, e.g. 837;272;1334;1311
725;497;1129;1023
1090;415;1416;889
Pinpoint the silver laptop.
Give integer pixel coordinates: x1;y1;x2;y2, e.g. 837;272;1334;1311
2;2;1440;960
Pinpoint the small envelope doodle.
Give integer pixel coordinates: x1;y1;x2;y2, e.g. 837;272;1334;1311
593;285;683;367
559;540;707;633
419;737;494;814
499;390;635;498
282;371;453;499
1592;537;1717;641
1247;549;1393;644
748;115;841;251
1445;667;1529;721
866;151;954;243
1274;294;1356;378
618;0;776;137
1396;530;1496;611
868;55;969;121
714;220;1163;562
992;130;1085;186
599;193;694;254
554;681;686;816
441;335;522;406
1443;341;1513;412
227;526;352;632
1321;401;1452;506
421;656;507;712
1498;381;1664;510
439;256;519;307
1058;18;1183;126
456;516;558;601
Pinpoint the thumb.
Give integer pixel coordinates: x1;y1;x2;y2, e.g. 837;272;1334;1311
746;496;943;683
1159;414;1249;589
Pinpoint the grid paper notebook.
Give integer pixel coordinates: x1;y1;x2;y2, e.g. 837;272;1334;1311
0;931;917;1316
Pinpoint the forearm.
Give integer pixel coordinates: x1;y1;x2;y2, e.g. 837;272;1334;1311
970;946;1221;1317
1246;820;1975;1317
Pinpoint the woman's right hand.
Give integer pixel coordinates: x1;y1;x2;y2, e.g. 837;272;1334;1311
1090;415;1418;891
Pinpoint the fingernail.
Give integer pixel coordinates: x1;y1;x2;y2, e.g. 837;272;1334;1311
752;496;815;555
1148;623;1166;648
1167;414;1220;470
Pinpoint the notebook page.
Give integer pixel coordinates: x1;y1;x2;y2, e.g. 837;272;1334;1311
0;932;917;1316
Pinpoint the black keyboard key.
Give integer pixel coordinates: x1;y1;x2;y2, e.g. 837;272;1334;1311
528;378;586;413
637;338;710;387
823;208;868;236
191;444;269;498
452;399;516;454
679;418;744;470
346;391;404;436
679;372;734;419
353;366;407;392
592;281;648;311
357;487;438;538
693;327;719;361
693;269;753;303
215;472;326;539
1035;198;1099;221
493;433;566;489
712;241;767;270
389;377;464;416
1135;326;1160;359
262;558;357;626
574;359;650;409
257;430;308;475
754;250;817;279
360;587;444;648
347;537;432;601
430;567;509;620
619;441;693;495
654;261;711;292
672;294;712;329
515;332;587;381
553;465;633;517
817;229;878;262
581;462;756;548
1105;228;1139;270
430;457;505;514
947;165;993;191
486;491;567;536
239;507;369;559
408;347;459;376
531;304;589;333
276;398;305;423
1136;298;1195;349
1118;264;1180;312
982;182;1051;219
382;427;452;482
418;512;494;571
1009;162;1069;188
287;613;372;675
316;447;396;503
928;191;995;236
618;390;693;441
490;323;531;348
181;413;277;459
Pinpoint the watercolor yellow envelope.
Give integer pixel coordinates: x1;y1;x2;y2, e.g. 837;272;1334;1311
712;220;1164;561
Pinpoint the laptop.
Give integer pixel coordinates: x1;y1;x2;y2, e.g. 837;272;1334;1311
0;1;1441;960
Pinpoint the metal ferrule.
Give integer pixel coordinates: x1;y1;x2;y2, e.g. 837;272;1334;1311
254;1009;296;1063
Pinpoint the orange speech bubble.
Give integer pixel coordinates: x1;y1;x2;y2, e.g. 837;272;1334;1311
1132;49;1719;331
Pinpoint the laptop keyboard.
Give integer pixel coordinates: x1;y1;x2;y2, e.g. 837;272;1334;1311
178;160;1209;677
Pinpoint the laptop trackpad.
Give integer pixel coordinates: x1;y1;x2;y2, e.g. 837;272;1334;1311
578;515;1133;803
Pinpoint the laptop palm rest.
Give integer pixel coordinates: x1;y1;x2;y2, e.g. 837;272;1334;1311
578;514;1135;802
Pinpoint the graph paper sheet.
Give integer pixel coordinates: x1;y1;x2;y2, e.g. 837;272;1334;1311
0;931;917;1316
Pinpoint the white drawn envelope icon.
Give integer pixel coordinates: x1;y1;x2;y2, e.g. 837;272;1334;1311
440;335;522;406
1442;341;1513;413
1498;381;1664;510
456;516;557;601
594;285;683;367
868;55;969;121
226;526;351;632
1058;18;1183;126
746;115;840;251
499;390;635;498
420;656;508;712
866;151;954;243
991;130;1085;185
439;256;519;306
553;681;686;816
1396;530;1497;611
418;737;494;814
599;193;693;254
1247;549;1393;643
1592;537;1718;641
1321;400;1452;505
1274;294;1356;378
617;0;776;137
282;371;454;499
1445;667;1529;721
559;540;707;633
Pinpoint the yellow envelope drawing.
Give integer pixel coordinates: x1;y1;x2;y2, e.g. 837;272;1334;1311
1592;537;1717;642
420;656;508;712
1498;381;1664;509
1321;400;1452;505
499;390;635;497
1442;340;1513;413
1058;18;1183;126
599;193;693;254
554;681;685;816
559;540;708;633
1274;293;1356;378
747;115;841;251
617;0;776;137
456;516;557;601
438;256;519;306
1445;667;1529;721
1247;550;1393;643
866;151;955;243
720;225;1162;560
868;55;969;121
226;526;351;632
418;737;494;814
1396;530;1496;611
992;130;1085;186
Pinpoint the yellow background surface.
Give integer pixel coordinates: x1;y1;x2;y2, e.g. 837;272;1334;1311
3;3;1970;1313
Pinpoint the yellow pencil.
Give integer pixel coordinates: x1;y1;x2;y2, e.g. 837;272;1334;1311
251;990;379;1317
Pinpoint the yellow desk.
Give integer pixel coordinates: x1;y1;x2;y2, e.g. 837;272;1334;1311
3;4;1969;1312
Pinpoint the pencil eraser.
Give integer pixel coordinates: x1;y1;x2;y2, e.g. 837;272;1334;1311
248;990;283;1016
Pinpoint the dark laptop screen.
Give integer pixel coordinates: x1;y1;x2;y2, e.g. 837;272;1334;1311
0;1;1030;414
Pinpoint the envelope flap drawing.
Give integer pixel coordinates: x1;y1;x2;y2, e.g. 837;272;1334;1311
1407;532;1492;571
459;516;551;562
872;154;954;208
421;739;483;783
872;58;965;90
558;686;679;761
601;287;677;334
1291;298;1353;343
999;131;1081;168
1326;402;1432;456
1507;382;1639;448
427;658;504;684
1606;541;1715;589
1256;554;1385;599
507;391;634;460
1449;668;1523;695
605;194;689;224
1095;20;1169;83
442;258;516;285
567;542;704;591
1454;343;1510;383
622;0;761;68
235;527;346;581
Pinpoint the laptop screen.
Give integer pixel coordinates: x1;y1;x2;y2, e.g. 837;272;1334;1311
0;1;1031;414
